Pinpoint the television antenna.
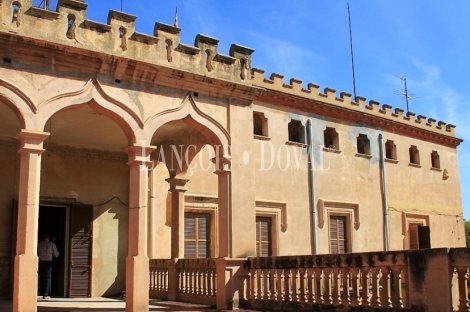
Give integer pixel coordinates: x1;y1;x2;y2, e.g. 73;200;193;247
391;73;418;113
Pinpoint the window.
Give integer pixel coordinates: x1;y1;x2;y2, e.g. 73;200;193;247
324;127;339;150
255;217;272;257
184;213;210;258
329;215;348;254
357;134;370;155
253;112;268;137
409;145;420;165
408;223;431;250
385;140;397;160
431;151;440;169
288;120;305;143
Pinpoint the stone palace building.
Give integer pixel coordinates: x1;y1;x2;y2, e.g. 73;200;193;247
0;0;465;311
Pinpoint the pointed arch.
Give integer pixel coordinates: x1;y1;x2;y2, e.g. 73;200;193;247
36;77;144;144
0;79;36;129
144;94;231;155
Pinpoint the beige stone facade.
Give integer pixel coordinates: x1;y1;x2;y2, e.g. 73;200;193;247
0;0;465;311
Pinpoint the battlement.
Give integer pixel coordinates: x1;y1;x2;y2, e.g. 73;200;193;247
0;0;252;84
0;0;460;141
251;69;458;138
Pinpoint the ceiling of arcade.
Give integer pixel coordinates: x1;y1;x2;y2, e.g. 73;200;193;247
151;120;211;147
44;104;128;152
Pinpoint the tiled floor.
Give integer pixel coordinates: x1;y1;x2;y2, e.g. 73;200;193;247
0;297;259;311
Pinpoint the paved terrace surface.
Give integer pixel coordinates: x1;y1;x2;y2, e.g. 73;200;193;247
0;297;259;312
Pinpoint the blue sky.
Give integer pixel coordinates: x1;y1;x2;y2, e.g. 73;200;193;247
36;1;470;217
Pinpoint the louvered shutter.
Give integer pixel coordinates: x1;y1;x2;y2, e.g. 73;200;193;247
330;216;347;254
184;213;210;258
69;204;93;297
409;224;420;250
255;217;271;257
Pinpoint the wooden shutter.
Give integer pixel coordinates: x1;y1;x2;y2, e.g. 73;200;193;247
69;204;93;297
255;217;271;257
330;216;347;254
408;223;419;250
184;213;210;258
418;225;431;249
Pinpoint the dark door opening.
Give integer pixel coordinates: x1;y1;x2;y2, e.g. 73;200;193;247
38;206;67;297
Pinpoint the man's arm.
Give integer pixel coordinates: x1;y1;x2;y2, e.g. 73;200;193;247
52;243;59;258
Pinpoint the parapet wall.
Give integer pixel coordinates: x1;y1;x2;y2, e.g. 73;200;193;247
0;0;253;84
0;0;460;140
252;69;457;138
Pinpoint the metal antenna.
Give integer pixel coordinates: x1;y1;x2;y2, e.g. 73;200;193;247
120;0;123;12
347;3;357;100
391;73;418;113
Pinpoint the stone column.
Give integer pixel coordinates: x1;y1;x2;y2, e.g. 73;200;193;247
125;143;155;312
13;130;49;312
166;177;188;259
213;156;231;258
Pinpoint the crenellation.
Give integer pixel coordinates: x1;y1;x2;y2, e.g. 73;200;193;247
83;19;112;32
174;43;200;56
269;73;285;88
26;6;60;20
323;87;336;101
366;100;380;112
353;95;366;108
416;115;427;124
427;118;436;128
213;53;236;65
381;104;392;115
437;121;446;129
57;0;87;11
289;78;302;92
132;32;159;45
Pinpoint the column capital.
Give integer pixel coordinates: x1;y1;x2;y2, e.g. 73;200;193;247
211;155;232;171
16;130;50;155
165;177;189;191
126;143;156;167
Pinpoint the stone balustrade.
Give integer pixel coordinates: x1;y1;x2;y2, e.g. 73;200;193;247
150;248;470;311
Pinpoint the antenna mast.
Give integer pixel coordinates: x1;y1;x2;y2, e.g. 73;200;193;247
347;3;357;100
120;0;123;11
391;73;417;113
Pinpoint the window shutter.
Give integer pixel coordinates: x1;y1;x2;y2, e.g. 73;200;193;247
184;213;210;258
409;224;420;250
330;216;347;254
418;225;431;249
256;217;272;257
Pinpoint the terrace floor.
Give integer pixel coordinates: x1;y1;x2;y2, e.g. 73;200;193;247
0;297;259;311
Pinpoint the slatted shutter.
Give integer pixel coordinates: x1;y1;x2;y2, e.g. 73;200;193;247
184;213;210;258
330;216;347;254
69;204;93;297
255;217;272;257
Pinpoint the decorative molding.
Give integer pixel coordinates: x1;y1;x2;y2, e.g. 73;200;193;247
317;199;360;230
255;200;287;232
0;78;37;113
401;212;430;236
44;142;127;163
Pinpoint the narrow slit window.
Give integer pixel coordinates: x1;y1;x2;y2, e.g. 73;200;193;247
12;3;21;26
409;145;420;165
431;150;440;169
324;127;339;150
288;120;305;143
385;140;397;160
66;14;76;39
357;134;370;155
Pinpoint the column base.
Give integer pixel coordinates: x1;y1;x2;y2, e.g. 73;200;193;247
13;253;38;312
126;255;149;312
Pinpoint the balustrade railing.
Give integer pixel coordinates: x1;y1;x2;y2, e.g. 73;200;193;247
450;248;470;312
244;252;408;309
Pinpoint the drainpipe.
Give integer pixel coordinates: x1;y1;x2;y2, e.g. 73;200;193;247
149;161;155;258
306;120;318;254
378;134;390;251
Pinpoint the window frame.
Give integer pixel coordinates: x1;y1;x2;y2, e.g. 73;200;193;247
287;119;306;144
255;216;272;257
356;134;371;156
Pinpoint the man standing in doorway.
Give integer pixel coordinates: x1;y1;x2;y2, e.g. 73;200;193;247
38;233;59;300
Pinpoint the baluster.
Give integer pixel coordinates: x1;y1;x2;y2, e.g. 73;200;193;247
262;269;268;300
306;268;314;303
165;269;169;292
276;269;283;302
370;267;380;307
291;269;299;302
361;268;371;306
267;269;273;300
380;267;392;308
254;269;261;299
342;269;351;306
299;268;306;303
283;269;290;302
323;269;332;304
211;270;216;297
350;268;359;306
457;267;470;311
331;268;339;305
317;269;325;304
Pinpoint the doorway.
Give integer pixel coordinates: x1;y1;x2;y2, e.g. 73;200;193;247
38;205;68;297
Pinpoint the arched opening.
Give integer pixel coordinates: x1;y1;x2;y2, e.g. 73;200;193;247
0;100;23;299
150;117;224;259
39;102;130;298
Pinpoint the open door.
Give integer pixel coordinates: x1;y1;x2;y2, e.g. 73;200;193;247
69;204;93;297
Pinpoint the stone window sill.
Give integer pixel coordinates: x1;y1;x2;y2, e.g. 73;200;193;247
285;141;307;147
409;163;421;168
254;135;271;141
385;158;399;164
322;147;342;154
430;167;442;172
355;153;372;159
